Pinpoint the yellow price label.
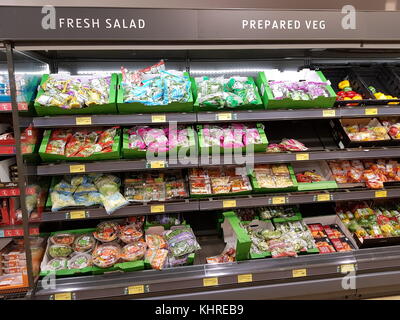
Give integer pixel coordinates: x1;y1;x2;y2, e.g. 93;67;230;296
296;153;309;161
365;108;378;116
223;200;237;208
237;274;253;283
128;285;145;295
69;164;85;173
75;117;92;125
272;197;286;205
70;210;86;219
54;292;72;300
340;264;355;274
217;113;232;121
292;269;307;278
375;190;387;198
150;161;165;169
317;194;331;202
203;277;218;287
151;114;166;123
322;109;336;117
150;205;165;213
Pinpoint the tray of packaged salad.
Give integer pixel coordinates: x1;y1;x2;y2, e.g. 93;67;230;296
46;174;129;215
34;73;118;116
122;125;196;158
256;69;337;109
39;127;121;162
197;123;268;155
193;75;263;111
117;60;194;113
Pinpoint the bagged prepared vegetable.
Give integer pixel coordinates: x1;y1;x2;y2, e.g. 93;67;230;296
145;248;168;270
145;234;167;250
164;227;201;257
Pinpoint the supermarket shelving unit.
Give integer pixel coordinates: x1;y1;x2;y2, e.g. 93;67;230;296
2;2;400;300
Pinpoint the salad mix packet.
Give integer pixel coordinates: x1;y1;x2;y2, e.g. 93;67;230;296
195;76;259;108
36;74;111;109
121;60;191;105
200;123;264;148
127;125;192;153
45;127;118;158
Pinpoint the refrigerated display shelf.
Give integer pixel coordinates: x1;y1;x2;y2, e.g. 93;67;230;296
35;147;400;175
39;187;399;222
31;249;357;300
32;113;198;128
30;244;400;300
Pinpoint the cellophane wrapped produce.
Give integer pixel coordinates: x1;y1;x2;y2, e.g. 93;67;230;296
35;74;111;109
121;60;191;105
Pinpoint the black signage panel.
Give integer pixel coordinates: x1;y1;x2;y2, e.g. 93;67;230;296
0;6;399;42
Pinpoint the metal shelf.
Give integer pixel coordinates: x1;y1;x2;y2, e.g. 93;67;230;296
198;188;400;211
36;158;199;176
40;199;199;222
40;187;400;222
35;147;400;176
28;105;400;128
32;113;197;128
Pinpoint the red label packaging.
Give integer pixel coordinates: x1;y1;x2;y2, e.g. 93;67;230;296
308;224;326;238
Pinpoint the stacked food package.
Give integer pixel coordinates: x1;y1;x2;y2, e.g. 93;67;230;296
328;159;400;189
41;218;201;274
250;164;295;190
337;202;400;241
189;167;252;196
246;219;317;258
343;119;390;141
124;172;188;202
199;123;265;150
308;223;354;253
44;127;118;158
126;126;193;153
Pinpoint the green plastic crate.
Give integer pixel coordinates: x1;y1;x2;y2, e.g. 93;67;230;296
192;76;264;112
34;74;118;116
38;128;121;162
256;71;337;109
121;126;196;159
117;73;194;114
197;123;268;156
249;164;299;193
222;211;252;261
